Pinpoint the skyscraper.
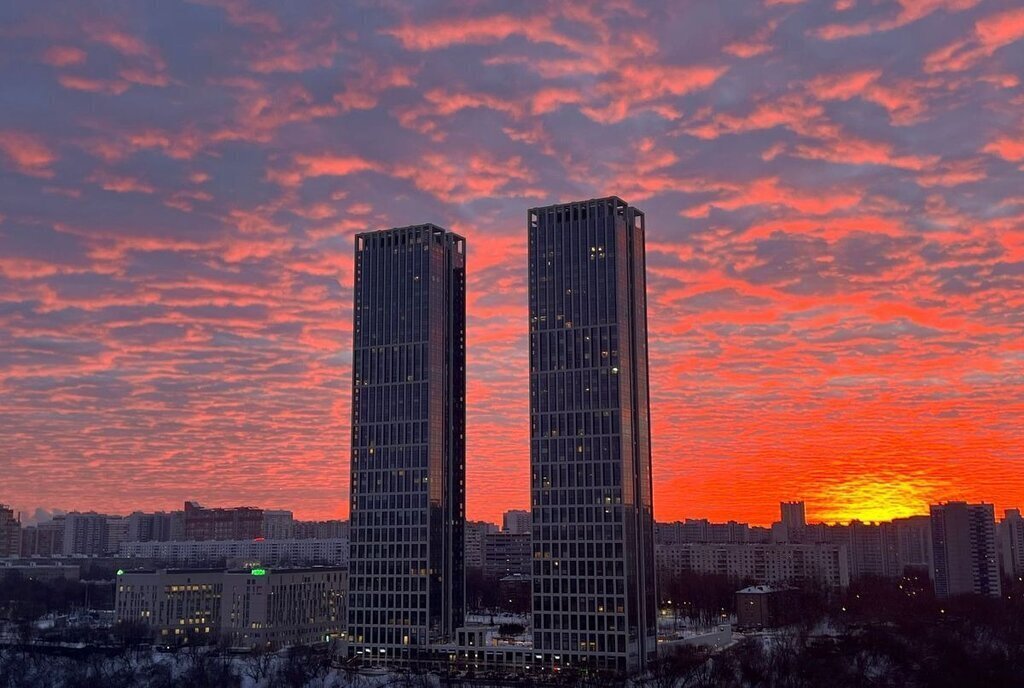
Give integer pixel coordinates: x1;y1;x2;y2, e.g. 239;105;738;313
347;225;466;664
527;197;657;673
930;501;1001;598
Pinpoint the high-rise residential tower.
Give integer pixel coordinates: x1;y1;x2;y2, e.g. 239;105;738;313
503;509;532;535
780;501;806;530
527;197;657;673
0;504;21;558
930;501;1001;598
998;508;1024;579
347;225;466;664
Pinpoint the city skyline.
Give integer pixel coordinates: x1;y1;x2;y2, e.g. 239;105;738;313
2;1;1024;527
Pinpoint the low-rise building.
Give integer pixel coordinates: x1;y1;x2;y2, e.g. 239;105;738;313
115;566;347;649
0;559;80;583
657;542;849;589
498;574;531;613
119;537;348;568
735;585;790;630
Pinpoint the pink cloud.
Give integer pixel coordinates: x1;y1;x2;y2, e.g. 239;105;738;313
88;170;156;194
813;0;981;40
0;130;57;178
189;0;282;33
925;6;1024;72
41;45;87;67
805;70;927;124
383;14;550;51
724;20;779;58
983;134;1024;162
583;64;727;123
58;74;132;95
682;176;862;218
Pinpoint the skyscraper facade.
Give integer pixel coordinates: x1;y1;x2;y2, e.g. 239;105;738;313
527;197;657;673
930;501;1001;598
347;225;466;664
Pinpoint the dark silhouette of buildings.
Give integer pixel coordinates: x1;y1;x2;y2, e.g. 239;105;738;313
347;225;466;664
527;197;657;673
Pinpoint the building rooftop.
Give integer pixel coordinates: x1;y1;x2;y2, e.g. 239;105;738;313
737;585;780;595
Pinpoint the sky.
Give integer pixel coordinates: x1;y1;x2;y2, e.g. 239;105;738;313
1;0;1023;527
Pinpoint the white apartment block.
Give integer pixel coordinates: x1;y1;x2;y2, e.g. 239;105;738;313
119;537;348;568
656;543;850;589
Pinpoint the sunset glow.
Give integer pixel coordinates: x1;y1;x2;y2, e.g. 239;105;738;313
1;0;1022;526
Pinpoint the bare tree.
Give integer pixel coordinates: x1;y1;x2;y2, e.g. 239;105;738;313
242;648;279;687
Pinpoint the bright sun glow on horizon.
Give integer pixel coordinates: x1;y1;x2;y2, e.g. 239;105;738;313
811;475;942;524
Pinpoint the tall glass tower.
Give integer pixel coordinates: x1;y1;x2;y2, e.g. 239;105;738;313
347;225;466;665
527;197;657;674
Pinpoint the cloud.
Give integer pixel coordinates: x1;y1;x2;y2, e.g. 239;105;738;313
813;0;982;41
582;64;727;123
41;45;87;67
682;177;862;218
924;6;1024;72
983;135;1024;162
382;13;550;51
0;131;57;178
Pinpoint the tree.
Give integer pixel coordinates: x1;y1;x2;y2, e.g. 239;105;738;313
242;648;279;686
280;645;333;688
640;645;712;688
113;619;152;650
